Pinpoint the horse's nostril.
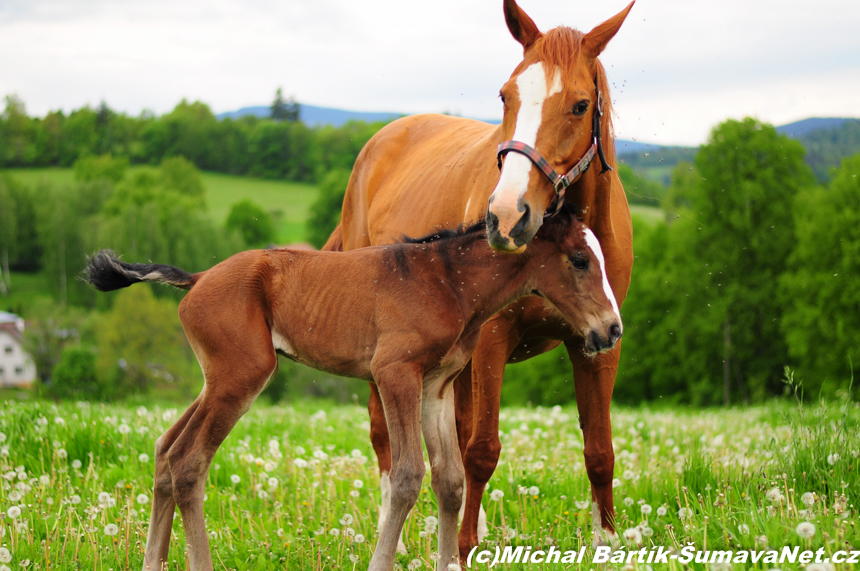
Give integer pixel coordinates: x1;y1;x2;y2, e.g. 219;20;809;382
510;204;531;246
609;323;622;341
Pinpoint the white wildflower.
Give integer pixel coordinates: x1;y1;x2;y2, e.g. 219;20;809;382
353;479;363;489
528;485;539;497
104;523;119;536
622;527;642;545
801;492;815;507
827;453;839;465
796;521;816;539
230;474;240;484
7;506;21;519
490;489;504;501
136;494;149;505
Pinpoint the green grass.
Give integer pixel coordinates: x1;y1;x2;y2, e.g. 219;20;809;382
0;398;856;570
200;172;317;245
2;168;319;245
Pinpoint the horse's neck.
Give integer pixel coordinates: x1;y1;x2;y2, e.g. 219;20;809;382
577;169;616;236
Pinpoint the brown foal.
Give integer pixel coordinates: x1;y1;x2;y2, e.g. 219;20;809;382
86;209;621;571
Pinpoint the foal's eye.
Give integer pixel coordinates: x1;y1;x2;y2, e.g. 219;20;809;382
572;100;589;116
499;93;507;107
570;256;589;271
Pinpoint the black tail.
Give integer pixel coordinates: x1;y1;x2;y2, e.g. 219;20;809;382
85;250;196;292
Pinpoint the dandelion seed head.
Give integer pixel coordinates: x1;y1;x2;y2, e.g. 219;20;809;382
801;492;815;507
7;506;22;519
329;527;340;537
0;548;10;564
622;527;642;545
355;533;366;544
230;474;240;484
640;504;652;515
353;479;363;489
136;494;149;505
104;523;119;536
340;514;354;525
490;489;504;501
796;521;816;539
72;459;82;470
528;485;539;497
138;453;150;463
827;453;840;466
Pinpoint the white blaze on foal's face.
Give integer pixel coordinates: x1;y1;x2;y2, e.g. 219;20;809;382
490;62;563;224
583;227;622;329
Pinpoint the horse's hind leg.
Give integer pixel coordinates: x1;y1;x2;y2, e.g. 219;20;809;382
143;395;202;570
423;372;465;570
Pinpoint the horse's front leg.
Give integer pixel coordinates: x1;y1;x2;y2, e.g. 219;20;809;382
423;371;465;570
370;368;425;571
458;314;524;559
566;339;620;546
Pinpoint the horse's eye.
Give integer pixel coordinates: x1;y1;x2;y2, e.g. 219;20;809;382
570;256;589;271
499;93;506;107
572;100;589;116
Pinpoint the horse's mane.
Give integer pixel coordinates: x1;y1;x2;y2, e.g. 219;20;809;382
402;220;487;245
531;27;616;166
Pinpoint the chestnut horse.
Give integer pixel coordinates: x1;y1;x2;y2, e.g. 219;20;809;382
85;209;620;571
324;0;634;556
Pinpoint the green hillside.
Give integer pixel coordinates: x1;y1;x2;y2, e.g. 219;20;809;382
4;168;317;245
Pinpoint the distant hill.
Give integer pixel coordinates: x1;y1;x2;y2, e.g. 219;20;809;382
618;117;860;184
218;104;858;182
217;104;404;127
776;117;856;139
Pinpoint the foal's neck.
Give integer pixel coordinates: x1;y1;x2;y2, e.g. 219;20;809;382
432;236;533;336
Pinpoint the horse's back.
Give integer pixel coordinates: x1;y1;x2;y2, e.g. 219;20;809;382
342;114;500;250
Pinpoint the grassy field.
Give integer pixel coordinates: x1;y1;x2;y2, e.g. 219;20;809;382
2;168;318;245
0;397;856;570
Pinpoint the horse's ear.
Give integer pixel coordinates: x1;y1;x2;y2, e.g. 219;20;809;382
504;0;542;52
582;1;634;59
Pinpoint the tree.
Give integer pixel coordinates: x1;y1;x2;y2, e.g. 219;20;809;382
50;347;99;399
617;118;815;405
95;286;192;398
306;168;351;248
226;199;275;247
270;88;299;122
780;154;860;395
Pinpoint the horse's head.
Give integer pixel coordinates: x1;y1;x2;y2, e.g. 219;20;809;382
529;206;622;355
486;0;633;253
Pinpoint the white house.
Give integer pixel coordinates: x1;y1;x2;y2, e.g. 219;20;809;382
0;311;36;388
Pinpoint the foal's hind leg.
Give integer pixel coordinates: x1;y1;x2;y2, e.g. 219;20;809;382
143;395;202;570
168;310;278;571
423;372;465;570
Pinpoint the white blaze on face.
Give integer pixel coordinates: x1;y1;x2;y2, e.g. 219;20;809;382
583;228;622;329
490;62;563;220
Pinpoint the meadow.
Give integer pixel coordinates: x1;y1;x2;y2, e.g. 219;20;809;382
0;393;857;570
3;168;318;245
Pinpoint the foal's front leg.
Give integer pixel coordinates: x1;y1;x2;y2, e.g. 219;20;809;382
371;368;426;571
423;372;465;570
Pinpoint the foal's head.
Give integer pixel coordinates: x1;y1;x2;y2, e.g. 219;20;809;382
486;0;633;252
528;207;623;355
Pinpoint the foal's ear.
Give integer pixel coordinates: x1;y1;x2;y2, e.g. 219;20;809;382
582;1;635;59
504;0;542;52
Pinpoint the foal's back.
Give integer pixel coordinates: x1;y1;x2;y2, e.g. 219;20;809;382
179;245;463;382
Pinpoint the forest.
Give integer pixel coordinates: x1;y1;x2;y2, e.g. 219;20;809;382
1;94;858;406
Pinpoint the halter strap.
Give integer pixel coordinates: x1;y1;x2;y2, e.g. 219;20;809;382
496;77;612;217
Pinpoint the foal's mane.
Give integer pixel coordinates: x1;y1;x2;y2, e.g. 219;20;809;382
531;26;616;166
402;220;487;245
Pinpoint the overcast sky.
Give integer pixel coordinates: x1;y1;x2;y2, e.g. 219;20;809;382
1;0;858;146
